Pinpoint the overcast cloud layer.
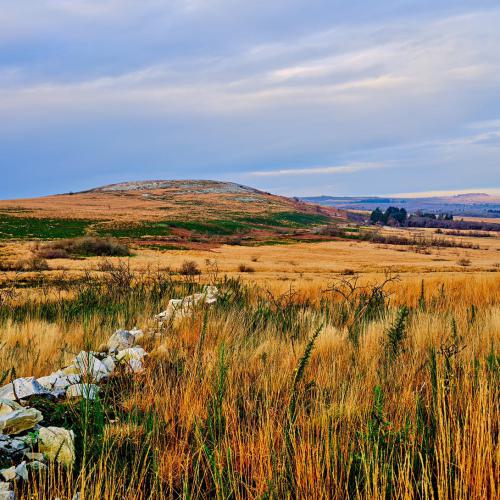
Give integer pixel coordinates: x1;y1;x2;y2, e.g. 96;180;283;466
0;0;499;198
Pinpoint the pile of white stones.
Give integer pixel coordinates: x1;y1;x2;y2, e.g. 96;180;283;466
155;285;218;326
0;286;218;500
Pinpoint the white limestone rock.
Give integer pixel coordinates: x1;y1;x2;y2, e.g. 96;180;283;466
38;426;75;467
107;329;134;352
101;355;116;374
74;352;111;382
155;287;219;325
0;461;27;482
0;378;50;401
0;400;43;435
37;372;81;397
203;285;219;304
107;328;144;352
0;435;28;459
24;452;44;461
26;461;47;472
66;384;99;400
116;347;146;363
0;482;14;500
116;347;146;373
128;359;144;373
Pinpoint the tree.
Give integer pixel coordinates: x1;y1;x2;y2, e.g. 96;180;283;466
370;208;384;224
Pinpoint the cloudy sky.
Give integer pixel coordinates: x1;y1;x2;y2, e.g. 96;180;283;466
1;1;499;199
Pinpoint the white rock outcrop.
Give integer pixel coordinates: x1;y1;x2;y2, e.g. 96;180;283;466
74;352;111;382
0;400;43;435
0;286;219;491
106;328;144;353
0;461;27;482
37;372;81;398
0;482;14;500
66;384;99;400
116;347;147;373
38;427;75;467
155;286;219;325
0;377;50;401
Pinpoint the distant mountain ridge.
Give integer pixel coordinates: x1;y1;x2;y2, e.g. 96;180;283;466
300;193;500;217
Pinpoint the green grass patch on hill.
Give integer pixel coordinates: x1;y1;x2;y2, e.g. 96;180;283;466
168;212;331;236
240;211;330;228
167;219;252;235
0;214;93;239
0;210;333;241
95;222;172;238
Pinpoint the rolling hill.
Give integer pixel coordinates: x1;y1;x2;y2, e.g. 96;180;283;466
0;180;345;245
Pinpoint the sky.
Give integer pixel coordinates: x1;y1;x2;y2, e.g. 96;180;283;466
1;0;499;199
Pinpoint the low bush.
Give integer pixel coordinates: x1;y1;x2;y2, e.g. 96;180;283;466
23;256;50;271
36;237;130;258
178;260;201;276
238;263;255;273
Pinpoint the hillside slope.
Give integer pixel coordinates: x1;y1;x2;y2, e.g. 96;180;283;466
0;180;345;243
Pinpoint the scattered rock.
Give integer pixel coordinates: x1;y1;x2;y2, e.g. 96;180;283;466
0;289;206;482
0;378;50;402
116;347;146;373
26;460;47;472
38;427;75;467
0;400;43;435
0;468;15;483
74;352;111;382
101;355;116;373
0;482;14;500
106;329;135;352
203;285;219;304
61;365;80;376
116;347;146;363
0;461;27;482
127;359;144;373
0;435;28;459
37;372;81;397
23;452;44;461
156;286;219;325
66;384;99;400
105;328;144;353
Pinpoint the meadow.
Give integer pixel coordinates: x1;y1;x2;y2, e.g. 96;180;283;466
0;244;498;498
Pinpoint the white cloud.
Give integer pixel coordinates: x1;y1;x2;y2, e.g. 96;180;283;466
247;162;387;177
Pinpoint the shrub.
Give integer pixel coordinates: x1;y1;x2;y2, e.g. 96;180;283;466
238;263;255;273
36;237;130;259
341;268;356;276
457;258;471;267
72;237;130;257
178;260;201;276
22;256;49;271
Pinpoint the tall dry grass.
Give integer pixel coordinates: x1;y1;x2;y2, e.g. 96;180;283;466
0;268;498;499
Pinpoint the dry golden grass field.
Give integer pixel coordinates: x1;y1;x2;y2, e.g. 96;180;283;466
0;186;499;499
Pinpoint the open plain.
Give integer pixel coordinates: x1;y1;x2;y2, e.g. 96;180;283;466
0;184;498;499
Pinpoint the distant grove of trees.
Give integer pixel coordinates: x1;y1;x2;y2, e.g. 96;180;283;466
369;206;408;226
369;207;500;231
